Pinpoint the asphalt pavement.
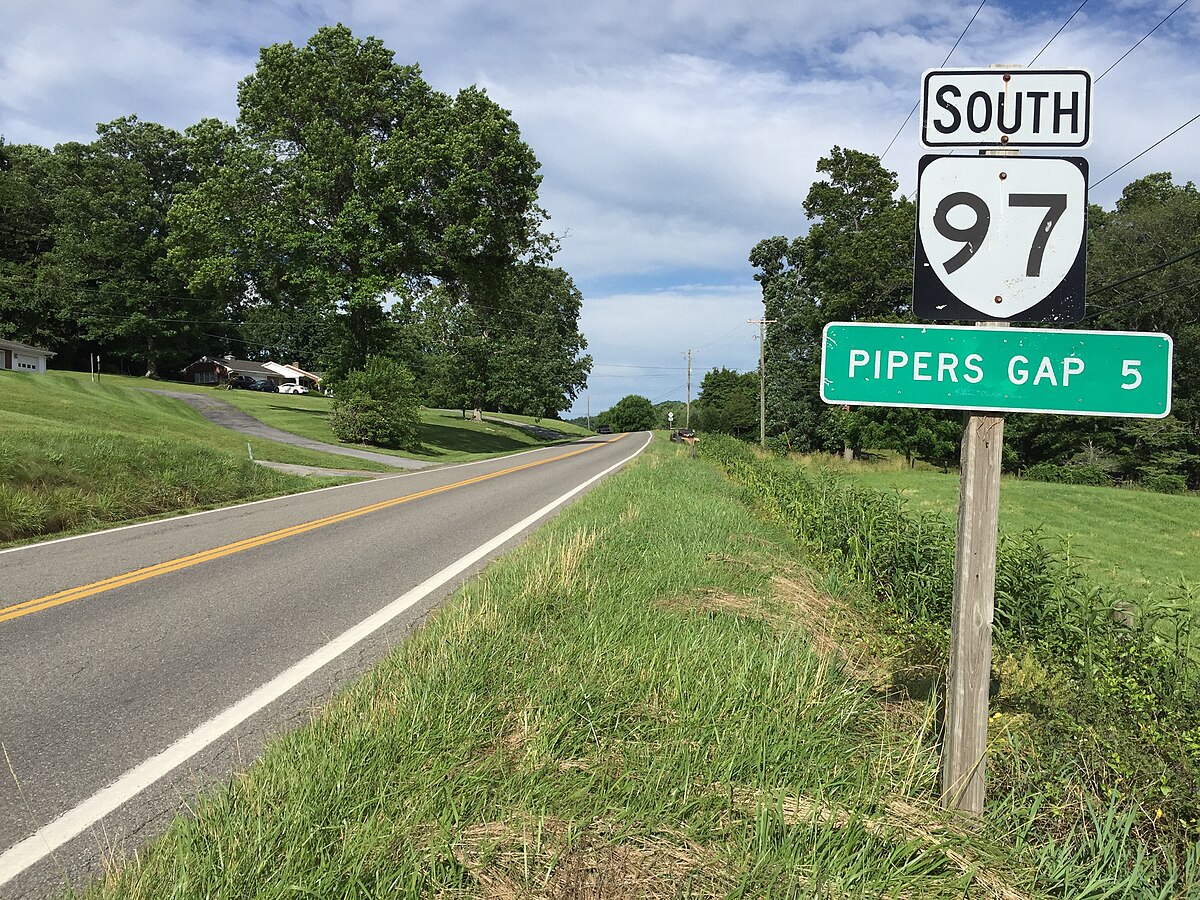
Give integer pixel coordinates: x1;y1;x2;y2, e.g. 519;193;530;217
0;433;650;899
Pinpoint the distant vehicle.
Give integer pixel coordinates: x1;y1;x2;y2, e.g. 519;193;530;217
670;428;696;443
278;383;309;394
248;379;278;392
228;375;257;389
597;424;613;434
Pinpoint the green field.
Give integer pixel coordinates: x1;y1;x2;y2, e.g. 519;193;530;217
59;372;589;461
789;456;1200;605
0;371;582;545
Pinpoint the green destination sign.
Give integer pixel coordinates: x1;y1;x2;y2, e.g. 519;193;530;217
821;322;1172;418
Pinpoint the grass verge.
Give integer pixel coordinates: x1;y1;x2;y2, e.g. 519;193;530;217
787;453;1200;605
78;439;1190;899
0;372;371;545
58;372;583;462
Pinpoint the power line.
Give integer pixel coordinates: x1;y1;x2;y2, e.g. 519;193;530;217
592;362;688;370
1028;0;1090;65
1089;245;1200;296
1092;111;1200;188
1095;0;1190;82
1082;274;1200;323
880;0;987;162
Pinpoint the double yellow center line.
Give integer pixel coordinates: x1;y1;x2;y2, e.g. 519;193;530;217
1;438;620;625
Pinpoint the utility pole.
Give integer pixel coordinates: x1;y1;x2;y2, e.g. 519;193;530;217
586;392;591;431
748;319;777;447
683;350;694;427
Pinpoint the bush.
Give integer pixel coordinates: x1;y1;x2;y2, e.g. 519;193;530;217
1022;462;1113;486
1143;472;1188;495
329;358;421;450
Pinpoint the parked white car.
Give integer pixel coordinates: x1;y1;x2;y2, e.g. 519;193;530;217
278;383;309;394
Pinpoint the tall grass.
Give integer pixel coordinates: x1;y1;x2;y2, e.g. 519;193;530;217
701;434;1200;885
79;440;1196;898
0;424;312;543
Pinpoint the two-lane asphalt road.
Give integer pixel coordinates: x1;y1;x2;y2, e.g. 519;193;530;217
0;432;650;898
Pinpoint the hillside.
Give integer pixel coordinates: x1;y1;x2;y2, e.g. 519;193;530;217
0;371;584;545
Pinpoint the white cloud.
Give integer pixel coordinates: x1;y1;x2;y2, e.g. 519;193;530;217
1;0;1197;415
573;283;765;415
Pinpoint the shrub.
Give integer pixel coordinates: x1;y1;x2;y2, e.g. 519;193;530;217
330;357;421;450
1143;472;1188;495
1022;462;1113;486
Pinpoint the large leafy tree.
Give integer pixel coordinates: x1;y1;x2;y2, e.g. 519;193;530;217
0;141;66;350
696;367;758;439
605;395;655;432
170;26;443;374
169;25;550;387
417;265;590;419
48;117;209;376
483;266;590;418
750;147;917;453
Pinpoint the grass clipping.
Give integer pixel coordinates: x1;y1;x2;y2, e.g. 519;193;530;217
449;817;725;899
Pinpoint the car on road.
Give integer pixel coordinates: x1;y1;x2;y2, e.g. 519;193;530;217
669;428;696;443
597;424;613;434
278;383;309;394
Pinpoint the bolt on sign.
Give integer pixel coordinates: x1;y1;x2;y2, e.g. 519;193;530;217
921;68;1092;148
913;154;1088;323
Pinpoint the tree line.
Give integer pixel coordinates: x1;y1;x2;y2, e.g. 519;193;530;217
0;25;590;420
744;146;1200;490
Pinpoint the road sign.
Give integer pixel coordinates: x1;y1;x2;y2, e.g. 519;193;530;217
921;68;1092;148
914;155;1087;323
820;322;1172;418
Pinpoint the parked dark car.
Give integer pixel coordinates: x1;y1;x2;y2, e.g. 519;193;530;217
228;374;257;389
248;379;278;392
670;428;696;443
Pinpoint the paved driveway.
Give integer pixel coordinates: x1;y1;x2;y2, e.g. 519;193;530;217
149;390;435;469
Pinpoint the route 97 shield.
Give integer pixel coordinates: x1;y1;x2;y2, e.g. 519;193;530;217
914;154;1088;323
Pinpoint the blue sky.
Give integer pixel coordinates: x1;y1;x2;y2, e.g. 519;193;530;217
2;0;1198;416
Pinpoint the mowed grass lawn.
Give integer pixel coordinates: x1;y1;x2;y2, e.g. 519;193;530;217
832;461;1200;603
0;370;593;545
64;372;587;462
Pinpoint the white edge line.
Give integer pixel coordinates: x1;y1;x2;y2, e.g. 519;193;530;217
0;439;597;557
0;432;651;886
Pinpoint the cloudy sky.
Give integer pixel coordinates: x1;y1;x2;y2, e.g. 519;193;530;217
3;1;1198;416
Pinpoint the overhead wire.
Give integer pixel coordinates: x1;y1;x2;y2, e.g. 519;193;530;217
1081;274;1200;324
1092;111;1200;189
1089;246;1200;297
1095;0;1190;82
1028;0;1090;65
879;0;987;162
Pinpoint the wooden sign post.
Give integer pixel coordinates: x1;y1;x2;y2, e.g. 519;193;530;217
941;399;1004;812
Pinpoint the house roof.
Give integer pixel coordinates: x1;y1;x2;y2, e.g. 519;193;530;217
0;338;56;357
181;355;275;376
262;361;322;383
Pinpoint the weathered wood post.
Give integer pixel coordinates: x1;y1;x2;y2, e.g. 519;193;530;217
941;396;1004;812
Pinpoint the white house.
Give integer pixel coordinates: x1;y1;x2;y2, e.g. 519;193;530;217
0;338;55;374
